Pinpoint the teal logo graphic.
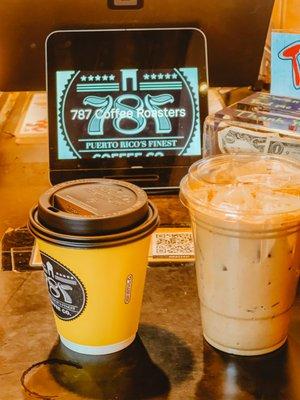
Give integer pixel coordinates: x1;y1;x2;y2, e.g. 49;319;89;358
56;68;200;159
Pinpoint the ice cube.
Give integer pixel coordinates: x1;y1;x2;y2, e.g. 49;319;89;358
258;191;300;213
210;185;258;212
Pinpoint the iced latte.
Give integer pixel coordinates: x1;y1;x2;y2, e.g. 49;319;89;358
180;154;300;355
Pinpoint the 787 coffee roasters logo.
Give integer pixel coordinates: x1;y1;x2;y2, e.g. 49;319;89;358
40;253;87;321
56;68;200;159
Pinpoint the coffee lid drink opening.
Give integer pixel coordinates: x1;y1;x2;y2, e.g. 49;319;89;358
29;179;159;247
37;179;149;235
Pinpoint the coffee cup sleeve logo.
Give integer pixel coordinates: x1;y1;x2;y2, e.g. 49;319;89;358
40;252;87;321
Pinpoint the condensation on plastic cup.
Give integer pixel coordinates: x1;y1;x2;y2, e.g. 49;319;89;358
180;154;300;356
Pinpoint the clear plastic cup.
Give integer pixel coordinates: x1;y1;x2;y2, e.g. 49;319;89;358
180;154;300;356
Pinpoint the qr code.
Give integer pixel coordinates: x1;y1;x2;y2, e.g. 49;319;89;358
151;231;194;258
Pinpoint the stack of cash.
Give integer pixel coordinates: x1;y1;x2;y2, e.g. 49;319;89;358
204;92;300;161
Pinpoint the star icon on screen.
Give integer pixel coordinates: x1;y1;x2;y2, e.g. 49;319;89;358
80;75;87;82
171;73;178;79
109;74;115;81
165;73;171;79
151;73;157;80
95;75;101;81
143;73;150;80
102;74;109;81
158;73;164;79
88;75;94;81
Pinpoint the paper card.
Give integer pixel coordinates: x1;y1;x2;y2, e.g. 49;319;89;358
29;240;43;268
148;227;195;264
16;92;48;138
271;31;300;98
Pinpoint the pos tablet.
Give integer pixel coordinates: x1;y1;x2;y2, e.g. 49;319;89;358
46;28;208;190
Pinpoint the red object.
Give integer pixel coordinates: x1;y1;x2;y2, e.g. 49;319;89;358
281;43;300;88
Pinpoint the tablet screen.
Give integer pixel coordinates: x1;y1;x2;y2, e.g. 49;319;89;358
47;28;208;188
56;67;200;160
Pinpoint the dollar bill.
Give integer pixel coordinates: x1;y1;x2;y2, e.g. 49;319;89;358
217;126;300;161
267;137;300;161
218;127;275;154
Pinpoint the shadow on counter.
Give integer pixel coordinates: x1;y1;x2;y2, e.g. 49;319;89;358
22;324;195;400
195;336;300;400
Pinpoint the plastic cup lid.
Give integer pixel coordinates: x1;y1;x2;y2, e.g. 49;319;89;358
180;154;300;221
37;179;149;235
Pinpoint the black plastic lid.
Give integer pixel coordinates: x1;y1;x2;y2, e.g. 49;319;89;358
37;179;149;235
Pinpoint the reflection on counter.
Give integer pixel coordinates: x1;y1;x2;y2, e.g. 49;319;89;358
196;337;300;400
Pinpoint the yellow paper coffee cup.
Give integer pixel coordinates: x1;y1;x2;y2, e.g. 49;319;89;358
28;179;159;355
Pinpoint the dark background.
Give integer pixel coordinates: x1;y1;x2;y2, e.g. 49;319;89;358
0;0;274;91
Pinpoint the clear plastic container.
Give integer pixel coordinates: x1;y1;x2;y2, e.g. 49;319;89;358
203;92;300;161
180;153;300;355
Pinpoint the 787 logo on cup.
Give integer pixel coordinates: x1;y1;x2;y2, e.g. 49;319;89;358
40;253;86;321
